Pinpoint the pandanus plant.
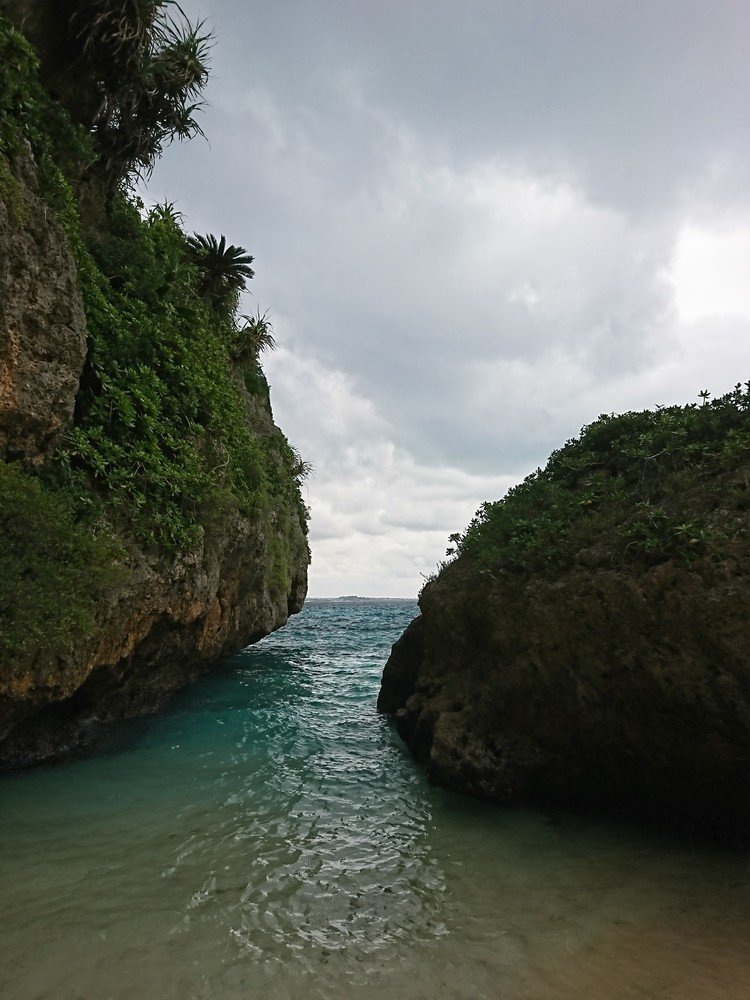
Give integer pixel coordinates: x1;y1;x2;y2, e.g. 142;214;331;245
68;0;211;187
187;233;255;312
235;310;277;357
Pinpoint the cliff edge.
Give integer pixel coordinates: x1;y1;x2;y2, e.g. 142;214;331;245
0;5;309;766
379;392;750;838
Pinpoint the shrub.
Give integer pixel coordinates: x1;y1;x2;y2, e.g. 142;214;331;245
0;461;124;657
452;384;750;575
61;196;271;550
187;233;255;312
70;0;211;188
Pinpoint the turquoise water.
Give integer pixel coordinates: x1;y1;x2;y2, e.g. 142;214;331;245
1;598;748;999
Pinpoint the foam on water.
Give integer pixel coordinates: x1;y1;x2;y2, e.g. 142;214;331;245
1;599;748;999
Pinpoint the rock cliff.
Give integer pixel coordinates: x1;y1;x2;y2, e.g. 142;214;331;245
0;6;309;766
0;492;308;767
0;145;86;462
379;405;750;839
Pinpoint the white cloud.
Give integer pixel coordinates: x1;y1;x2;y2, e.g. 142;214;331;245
265;347;514;597
148;0;750;596
670;222;750;322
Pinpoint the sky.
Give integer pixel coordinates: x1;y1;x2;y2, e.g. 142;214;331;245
147;0;750;597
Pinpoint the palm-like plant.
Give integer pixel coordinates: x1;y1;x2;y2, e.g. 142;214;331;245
187;233;255;311
69;0;211;187
237;310;276;358
290;449;313;481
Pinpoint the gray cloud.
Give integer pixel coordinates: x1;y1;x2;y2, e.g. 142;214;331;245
149;0;750;595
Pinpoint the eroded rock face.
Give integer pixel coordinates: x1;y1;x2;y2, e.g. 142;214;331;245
0;147;87;463
378;502;750;838
0;498;308;767
0;142;309;769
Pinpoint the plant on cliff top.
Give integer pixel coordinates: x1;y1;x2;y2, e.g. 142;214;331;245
69;0;211;188
231;310;276;361
449;384;750;576
187;232;255;311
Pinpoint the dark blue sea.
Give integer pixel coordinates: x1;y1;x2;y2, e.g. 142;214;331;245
1;599;747;998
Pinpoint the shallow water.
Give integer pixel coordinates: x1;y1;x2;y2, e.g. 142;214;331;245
1;598;748;999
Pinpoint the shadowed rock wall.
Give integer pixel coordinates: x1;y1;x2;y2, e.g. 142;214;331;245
379;503;750;838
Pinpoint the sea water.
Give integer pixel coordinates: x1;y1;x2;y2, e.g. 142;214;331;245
0;598;747;999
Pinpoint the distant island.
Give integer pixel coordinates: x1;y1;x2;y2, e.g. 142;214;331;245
309;596;413;602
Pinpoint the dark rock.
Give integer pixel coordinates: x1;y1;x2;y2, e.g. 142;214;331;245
379;519;750;839
0;497;309;768
377;615;425;714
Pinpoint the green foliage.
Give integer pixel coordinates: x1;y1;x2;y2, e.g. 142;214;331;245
0;18;40;149
0;16;95;189
187;232;255;311
234;310;276;359
0;461;124;657
59;195;274;550
0;10;309;559
1;5;208;191
267;534;292;600
452;384;750;575
69;0;211;187
242;359;272;401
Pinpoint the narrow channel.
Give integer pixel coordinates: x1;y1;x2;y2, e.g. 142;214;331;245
1;599;747;999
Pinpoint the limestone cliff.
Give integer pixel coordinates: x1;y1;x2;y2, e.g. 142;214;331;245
0;144;86;462
379;402;750;839
0;6;309;766
0;490;308;767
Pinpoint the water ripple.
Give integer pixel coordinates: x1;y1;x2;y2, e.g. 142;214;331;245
1;599;748;999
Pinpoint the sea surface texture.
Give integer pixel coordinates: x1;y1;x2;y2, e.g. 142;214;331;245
1;598;748;999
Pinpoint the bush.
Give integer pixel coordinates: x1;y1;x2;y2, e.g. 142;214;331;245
452;384;750;574
0;462;123;657
61;196;272;550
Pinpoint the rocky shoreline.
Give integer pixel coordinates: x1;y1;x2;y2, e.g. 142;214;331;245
0;3;309;768
379;526;750;839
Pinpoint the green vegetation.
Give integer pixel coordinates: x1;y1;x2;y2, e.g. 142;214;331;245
0;7;309;658
0;18;95;180
0;462;123;657
61;193;284;550
449;384;750;576
0;19;43;148
187;233;255;312
69;0;211;188
0;9;309;550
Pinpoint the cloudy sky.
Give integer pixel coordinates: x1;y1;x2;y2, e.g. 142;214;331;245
148;0;750;597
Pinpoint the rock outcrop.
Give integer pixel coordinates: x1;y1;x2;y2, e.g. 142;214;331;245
0;6;310;768
0;146;87;463
0;149;309;763
0;143;308;765
0;497;307;768
379;490;750;838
